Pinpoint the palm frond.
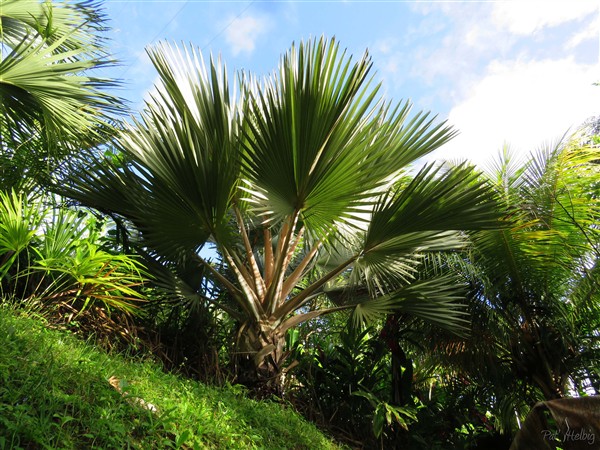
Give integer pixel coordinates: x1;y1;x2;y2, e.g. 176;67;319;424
60;42;243;260
365;163;500;249
483;143;527;203
349;276;470;333
241;37;456;236
0;0;122;191
357;163;501;288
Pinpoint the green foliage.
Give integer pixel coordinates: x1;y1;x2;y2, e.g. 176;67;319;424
412;140;600;437
0;306;342;449
0;190;147;326
352;390;418;438
0;0;123;192
0;190;40;279
290;322;413;447
12;2;600;448
137;289;237;383
398;374;514;450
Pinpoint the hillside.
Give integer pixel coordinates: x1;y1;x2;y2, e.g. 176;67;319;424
0;307;342;449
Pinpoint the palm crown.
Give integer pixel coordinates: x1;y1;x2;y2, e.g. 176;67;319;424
60;38;502;384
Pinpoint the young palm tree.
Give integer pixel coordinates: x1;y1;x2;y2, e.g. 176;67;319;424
59;38;502;389
0;0;122;192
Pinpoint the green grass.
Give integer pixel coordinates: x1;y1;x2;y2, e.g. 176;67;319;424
0;306;342;449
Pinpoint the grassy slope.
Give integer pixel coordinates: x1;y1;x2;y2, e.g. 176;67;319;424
0;307;341;449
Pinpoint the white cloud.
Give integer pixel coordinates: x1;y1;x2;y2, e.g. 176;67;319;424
492;1;598;35
404;1;598;92
566;15;600;50
224;15;270;56
429;58;600;167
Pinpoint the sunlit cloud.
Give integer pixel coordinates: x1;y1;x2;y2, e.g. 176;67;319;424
492;1;597;35
430;58;600;167
394;1;600;167
224;15;271;56
566;15;600;50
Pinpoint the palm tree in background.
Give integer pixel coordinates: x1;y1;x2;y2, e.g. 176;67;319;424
0;0;122;192
59;38;503;390
425;141;600;430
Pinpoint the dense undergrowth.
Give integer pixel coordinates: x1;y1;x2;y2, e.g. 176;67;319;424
0;306;342;449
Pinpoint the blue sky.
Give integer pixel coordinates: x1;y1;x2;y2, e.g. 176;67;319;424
102;0;600;166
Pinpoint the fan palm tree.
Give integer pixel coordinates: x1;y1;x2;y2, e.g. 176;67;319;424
58;38;502;389
0;0;122;192
426;141;600;430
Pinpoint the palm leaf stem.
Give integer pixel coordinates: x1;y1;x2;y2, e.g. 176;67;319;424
274;253;358;320
221;248;263;320
194;254;252;316
269;225;306;312
281;238;323;300
264;211;299;313
225;248;258;296
233;204;266;298
206;297;246;322
263;226;274;285
278;305;349;335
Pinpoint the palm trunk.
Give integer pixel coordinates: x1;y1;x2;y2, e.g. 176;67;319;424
235;320;287;396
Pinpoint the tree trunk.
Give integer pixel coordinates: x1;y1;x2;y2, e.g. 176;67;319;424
235;320;287;396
